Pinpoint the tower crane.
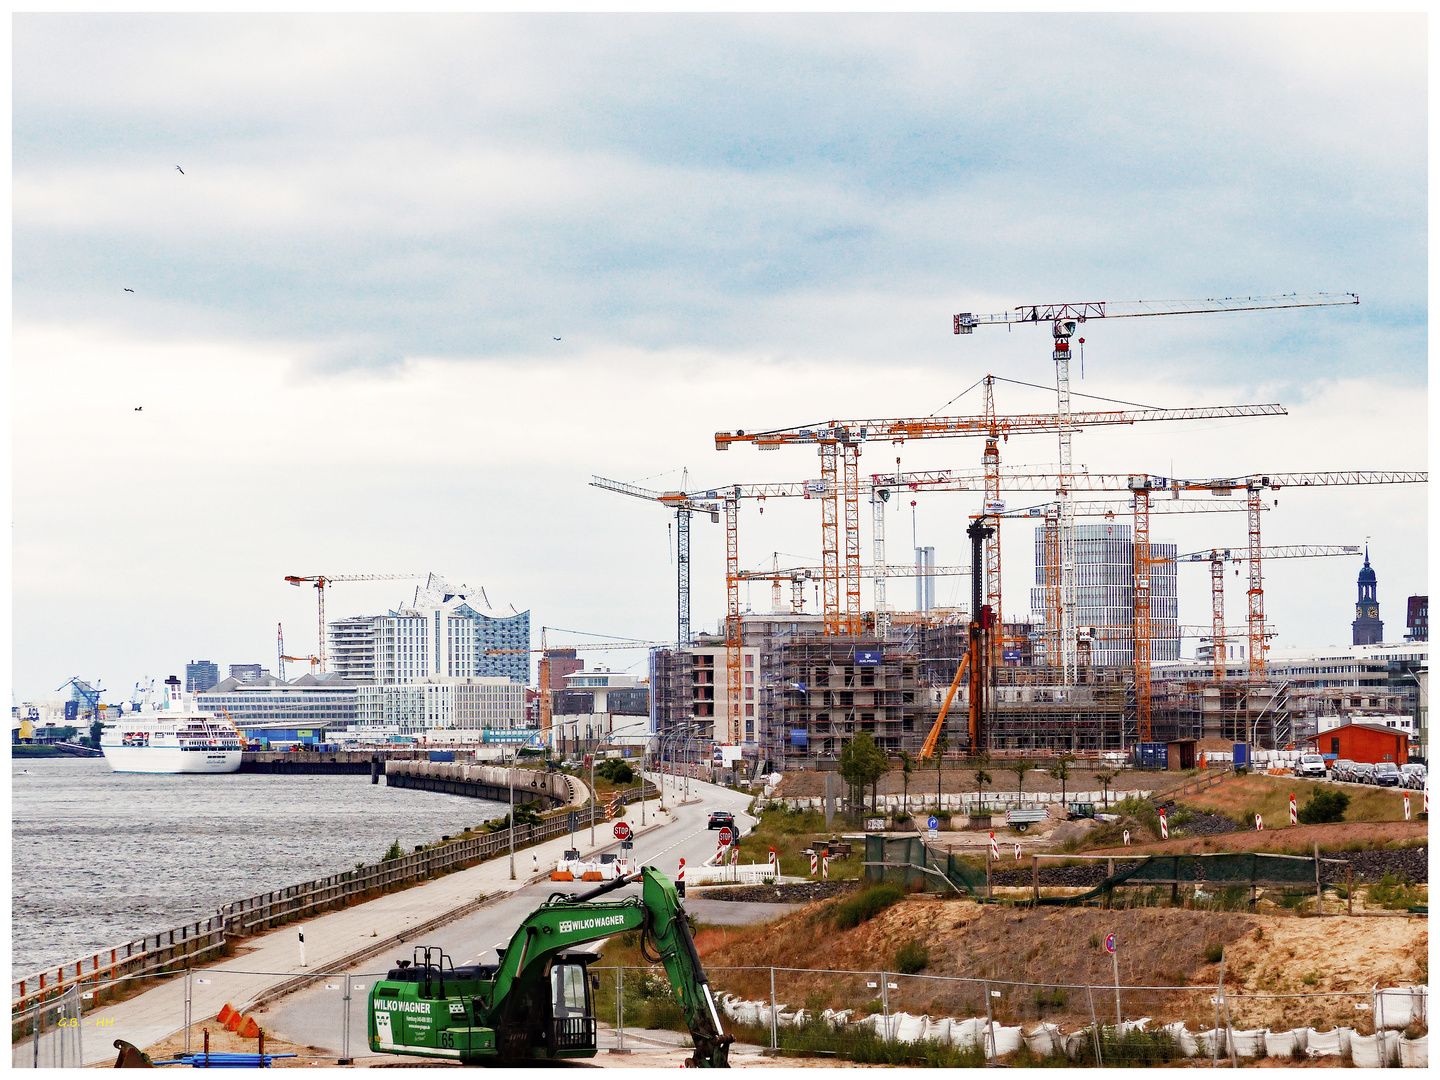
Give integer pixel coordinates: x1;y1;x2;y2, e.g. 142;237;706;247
283;573;423;672
717;400;1286;639
589;473;720;650
1159;545;1363;680
953;291;1359;683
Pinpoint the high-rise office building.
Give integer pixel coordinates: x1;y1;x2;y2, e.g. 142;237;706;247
185;660;219;693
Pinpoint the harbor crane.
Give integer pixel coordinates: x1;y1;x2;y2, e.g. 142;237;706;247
284;573;422;672
951;291;1359;685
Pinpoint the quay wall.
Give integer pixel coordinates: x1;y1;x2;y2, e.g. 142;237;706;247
10;767;623;1026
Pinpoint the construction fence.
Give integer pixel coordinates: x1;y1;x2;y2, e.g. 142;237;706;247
17;962;1425;1069
699;965;1428;1067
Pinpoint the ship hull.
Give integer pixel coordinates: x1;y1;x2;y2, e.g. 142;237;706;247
101;745;243;773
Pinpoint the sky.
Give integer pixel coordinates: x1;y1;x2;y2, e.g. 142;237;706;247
11;13;1428;704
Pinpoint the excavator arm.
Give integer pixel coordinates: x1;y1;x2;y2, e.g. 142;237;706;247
370;867;731;1067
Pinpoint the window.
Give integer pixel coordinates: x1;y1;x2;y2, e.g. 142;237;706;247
745;704;754;717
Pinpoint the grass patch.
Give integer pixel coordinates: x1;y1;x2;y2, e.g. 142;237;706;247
895;939;930;974
1177;773;1409;826
833;883;906;930
1365;871;1427;911
727;1015;986;1067
735;805;863;880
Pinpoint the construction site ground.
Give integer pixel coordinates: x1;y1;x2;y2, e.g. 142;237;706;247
1084;820;1429;858
772;765;1197;802
696;894;1429;1037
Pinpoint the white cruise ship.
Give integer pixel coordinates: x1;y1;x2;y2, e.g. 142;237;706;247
101;675;244;774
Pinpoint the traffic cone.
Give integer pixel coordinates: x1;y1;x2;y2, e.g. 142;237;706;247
237;1016;261;1039
225;1009;244;1032
216;1003;236;1025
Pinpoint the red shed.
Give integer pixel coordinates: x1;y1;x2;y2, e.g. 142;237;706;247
1304;721;1409;765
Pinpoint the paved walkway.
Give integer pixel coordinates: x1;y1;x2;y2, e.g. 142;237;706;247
18;783;692;1068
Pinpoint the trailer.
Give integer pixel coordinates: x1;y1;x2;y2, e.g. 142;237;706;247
1004;807;1048;833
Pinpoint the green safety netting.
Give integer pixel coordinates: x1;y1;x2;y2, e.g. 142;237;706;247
866;837;1332;906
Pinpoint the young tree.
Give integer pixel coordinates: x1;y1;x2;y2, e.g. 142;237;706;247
1048;754;1075;805
934;732;950;812
841;732;889;814
1095;770;1116;809
973;767;992;810
1007;758;1035;796
899;750;915;820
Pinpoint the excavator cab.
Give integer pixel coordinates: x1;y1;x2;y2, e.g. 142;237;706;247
545;952;600;1055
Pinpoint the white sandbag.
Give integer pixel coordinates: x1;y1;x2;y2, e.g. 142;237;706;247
892;1012;927;1043
1375;986;1429;1030
1306;1028;1343;1057
1023;1022;1061;1057
922;1016;952;1046
1399;1034;1428;1068
1264;1028;1306;1058
1229;1028;1265;1057
1351;1031;1400;1068
852;1013;880;1035
950;1017;986;1050
776;1009;798;1028
985;1024;1023;1057
1119;1017;1150;1036
1195;1028;1227;1057
733;1001;762;1026
1061;1029;1091;1060
1164;1021;1199;1057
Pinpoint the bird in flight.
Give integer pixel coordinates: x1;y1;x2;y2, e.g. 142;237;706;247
175;165;184;175
553;337;561;341
124;287;135;293
134;406;143;412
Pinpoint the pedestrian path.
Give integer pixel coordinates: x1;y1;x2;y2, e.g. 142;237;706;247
18;792;683;1068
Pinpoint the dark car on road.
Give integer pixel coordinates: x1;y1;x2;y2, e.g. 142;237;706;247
1372;762;1402;787
708;810;736;831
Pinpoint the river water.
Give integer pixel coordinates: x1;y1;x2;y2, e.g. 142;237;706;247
11;758;506;976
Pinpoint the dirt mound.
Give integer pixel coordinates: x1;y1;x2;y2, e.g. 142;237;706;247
698;895;1427;1034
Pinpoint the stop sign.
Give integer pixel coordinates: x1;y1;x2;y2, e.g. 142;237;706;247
613;821;632;841
717;827;733;846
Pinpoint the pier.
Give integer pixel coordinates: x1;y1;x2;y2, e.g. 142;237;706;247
238;749;427;775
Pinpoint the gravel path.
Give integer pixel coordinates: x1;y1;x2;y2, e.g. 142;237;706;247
695;881;856;903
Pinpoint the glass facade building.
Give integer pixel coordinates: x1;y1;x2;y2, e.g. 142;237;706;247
1031;522;1179;666
329;604;530;685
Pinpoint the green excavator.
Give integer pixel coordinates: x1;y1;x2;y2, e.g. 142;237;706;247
367;866;733;1066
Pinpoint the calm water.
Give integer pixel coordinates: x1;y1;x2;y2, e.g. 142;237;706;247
11;757;505;976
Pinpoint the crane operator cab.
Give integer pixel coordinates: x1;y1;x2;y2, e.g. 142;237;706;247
491;948;602;1060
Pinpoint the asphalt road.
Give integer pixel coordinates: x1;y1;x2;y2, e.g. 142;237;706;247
258;775;760;1056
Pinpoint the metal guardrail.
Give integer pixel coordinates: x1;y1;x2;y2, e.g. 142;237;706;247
12;917;226;1016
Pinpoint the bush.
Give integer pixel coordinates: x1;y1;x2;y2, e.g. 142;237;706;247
1115;796;1161;837
834;883;905;930
1297;787;1350;825
382;839;404;861
895;939;930;974
596;758;635;784
1203;942;1224;963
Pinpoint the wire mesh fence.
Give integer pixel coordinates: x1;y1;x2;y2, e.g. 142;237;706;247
12;960;1428;1068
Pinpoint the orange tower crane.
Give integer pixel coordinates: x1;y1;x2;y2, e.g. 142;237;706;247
717;401;1286;638
284;574;422;672
953;292;1359;682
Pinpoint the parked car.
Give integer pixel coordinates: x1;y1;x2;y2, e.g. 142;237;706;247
708;810;736;831
1351;762;1376;785
1333;759;1356;782
1294;754;1327;779
1400;763;1427;789
1372;762;1402;787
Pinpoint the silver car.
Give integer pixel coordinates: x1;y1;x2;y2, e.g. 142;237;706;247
1400;763;1427;789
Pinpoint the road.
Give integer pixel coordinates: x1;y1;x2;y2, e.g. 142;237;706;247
257;776;759;1056
12;773;761;1067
